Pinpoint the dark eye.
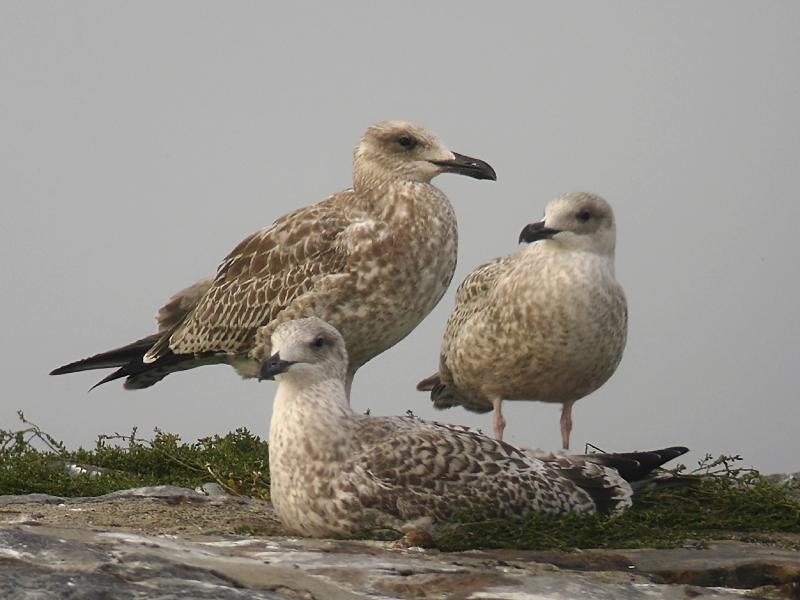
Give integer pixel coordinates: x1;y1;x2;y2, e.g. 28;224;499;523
577;210;592;222
312;336;325;349
397;135;416;149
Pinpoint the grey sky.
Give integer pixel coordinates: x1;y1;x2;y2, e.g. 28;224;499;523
2;3;798;473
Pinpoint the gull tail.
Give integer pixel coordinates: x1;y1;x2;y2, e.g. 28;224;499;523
416;373;439;392
417;373;493;415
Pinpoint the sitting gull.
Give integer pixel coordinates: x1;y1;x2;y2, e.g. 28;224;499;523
260;317;687;538
50;121;496;394
417;192;627;450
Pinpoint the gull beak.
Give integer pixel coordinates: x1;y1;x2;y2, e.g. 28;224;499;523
519;220;560;244
430;152;497;181
258;352;296;381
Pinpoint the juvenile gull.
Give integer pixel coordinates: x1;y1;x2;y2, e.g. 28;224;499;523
50;121;495;394
260;317;687;538
418;192;627;450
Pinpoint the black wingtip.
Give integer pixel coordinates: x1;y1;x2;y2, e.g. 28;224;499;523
50;358;94;376
88;369;128;391
583;446;692;486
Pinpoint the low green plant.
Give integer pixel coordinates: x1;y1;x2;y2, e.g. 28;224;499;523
0;412;269;499
433;453;800;551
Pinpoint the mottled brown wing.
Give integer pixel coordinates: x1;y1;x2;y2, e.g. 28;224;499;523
417;258;512;397
354;418;584;520
436;254;515;383
519;448;632;513
156;276;215;332
445;254;514;336
147;195;355;360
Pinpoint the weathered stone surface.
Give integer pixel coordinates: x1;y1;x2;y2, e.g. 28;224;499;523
623;542;800;589
1;487;798;599
0;524;759;599
0;486;286;538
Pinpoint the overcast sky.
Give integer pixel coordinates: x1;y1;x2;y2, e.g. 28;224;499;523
2;3;798;474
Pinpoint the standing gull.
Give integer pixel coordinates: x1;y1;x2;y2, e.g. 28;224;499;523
418;192;627;450
259;318;687;538
50;121;496;394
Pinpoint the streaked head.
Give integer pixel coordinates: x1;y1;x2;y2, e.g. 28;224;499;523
259;318;348;386
353;121;496;189
518;192;617;257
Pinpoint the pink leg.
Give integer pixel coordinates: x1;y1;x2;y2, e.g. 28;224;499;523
345;372;354;403
492;397;506;441
560;400;574;450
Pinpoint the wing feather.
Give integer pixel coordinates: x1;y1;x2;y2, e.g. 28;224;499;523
428;254;516;389
354;418;595;521
146;195;357;361
447;254;515;334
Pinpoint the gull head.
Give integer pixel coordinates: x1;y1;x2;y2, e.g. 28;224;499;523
353;121;496;189
518;192;617;257
258;318;348;386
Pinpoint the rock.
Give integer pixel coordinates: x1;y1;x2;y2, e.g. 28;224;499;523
1;487;799;599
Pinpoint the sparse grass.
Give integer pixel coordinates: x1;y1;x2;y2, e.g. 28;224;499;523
1;412;798;551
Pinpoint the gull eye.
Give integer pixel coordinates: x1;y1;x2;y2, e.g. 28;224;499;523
396;135;416;149
577;210;592;222
312;336;325;349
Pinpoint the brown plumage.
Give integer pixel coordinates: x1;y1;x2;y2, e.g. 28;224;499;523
260;318;690;538
418;192;627;450
51;121;495;392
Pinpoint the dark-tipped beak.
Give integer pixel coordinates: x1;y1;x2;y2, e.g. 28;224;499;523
519;220;560;244
258;352;296;381
430;152;497;181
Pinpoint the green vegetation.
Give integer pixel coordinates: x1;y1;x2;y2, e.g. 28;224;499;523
434;454;800;551
1;412;797;551
0;412;269;500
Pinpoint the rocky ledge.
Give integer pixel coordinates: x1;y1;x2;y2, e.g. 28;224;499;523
1;486;798;599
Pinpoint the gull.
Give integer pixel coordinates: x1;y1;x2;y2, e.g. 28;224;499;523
417;192;627;450
50;121;496;395
260;317;687;538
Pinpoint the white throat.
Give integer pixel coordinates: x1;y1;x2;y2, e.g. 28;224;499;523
269;375;354;460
